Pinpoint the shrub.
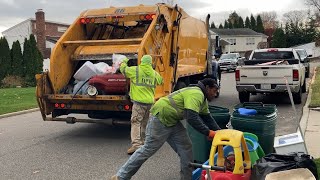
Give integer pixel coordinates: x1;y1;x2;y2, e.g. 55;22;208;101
1;75;25;88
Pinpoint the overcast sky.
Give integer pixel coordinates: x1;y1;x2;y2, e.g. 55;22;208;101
0;0;307;35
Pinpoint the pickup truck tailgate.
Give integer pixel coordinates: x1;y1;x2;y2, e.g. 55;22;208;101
238;65;294;84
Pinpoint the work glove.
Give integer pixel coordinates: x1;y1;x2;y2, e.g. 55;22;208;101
207;130;216;141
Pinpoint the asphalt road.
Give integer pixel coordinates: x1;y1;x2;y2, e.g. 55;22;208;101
0;62;318;179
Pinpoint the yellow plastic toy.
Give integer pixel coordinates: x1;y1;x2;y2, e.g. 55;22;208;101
206;129;252;180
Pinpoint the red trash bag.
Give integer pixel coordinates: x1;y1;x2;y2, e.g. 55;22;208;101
89;74;129;95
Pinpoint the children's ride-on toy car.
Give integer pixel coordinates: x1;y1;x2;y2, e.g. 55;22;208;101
200;129;252;180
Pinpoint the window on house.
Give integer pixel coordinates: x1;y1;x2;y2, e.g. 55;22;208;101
227;38;236;45
58;26;67;32
246;37;255;45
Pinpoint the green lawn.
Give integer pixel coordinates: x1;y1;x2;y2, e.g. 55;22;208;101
315;158;320;178
310;66;320;108
0;87;37;115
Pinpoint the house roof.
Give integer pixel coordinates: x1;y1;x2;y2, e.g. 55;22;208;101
29;18;70;26
2;18;69;33
210;28;268;37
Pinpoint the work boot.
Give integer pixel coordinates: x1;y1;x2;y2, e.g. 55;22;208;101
111;175;120;180
127;146;139;155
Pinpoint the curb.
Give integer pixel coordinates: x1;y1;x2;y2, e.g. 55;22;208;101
0;108;39;119
299;67;317;136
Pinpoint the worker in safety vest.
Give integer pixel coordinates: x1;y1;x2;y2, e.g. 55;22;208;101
120;55;163;155
112;78;221;180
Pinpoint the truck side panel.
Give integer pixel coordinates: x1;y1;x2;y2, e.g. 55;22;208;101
50;16;86;93
177;13;208;79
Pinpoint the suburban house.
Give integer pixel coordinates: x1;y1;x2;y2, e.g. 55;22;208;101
210;28;268;57
2;9;69;71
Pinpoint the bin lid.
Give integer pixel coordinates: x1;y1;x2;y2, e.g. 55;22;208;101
238;108;257;115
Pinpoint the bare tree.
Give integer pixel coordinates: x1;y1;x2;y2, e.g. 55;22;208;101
306;0;320;12
259;11;279;29
162;0;175;6
283;10;308;26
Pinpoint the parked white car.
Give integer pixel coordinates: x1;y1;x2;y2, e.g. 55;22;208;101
236;48;306;104
295;48;311;78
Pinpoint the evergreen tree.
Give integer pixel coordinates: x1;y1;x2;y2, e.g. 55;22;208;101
29;34;43;74
256;15;265;33
210;21;216;28
285;22;303;47
238;17;244;28
23;38;34;86
0;37;4;81
304;16;318;43
22;38;29;77
228;11;240;28
272;28;287;48
245;17;251;28
228;19;233;29
224;20;229;29
219;24;223;29
11;40;24;77
24;34;43;86
233;19;239;28
250;14;257;31
0;37;12;78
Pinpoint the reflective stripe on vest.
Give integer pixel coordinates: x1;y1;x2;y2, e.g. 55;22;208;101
133;66;156;88
168;87;206;113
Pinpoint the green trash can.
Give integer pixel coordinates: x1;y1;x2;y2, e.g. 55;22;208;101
209;105;230;129
187;105;230;163
233;102;277;113
187;124;212;163
231;103;277;154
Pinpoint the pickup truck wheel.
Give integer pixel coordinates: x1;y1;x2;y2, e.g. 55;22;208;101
293;87;302;104
302;79;307;93
305;68;310;78
239;92;250;103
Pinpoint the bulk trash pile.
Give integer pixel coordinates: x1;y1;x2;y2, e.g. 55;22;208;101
72;54;127;95
191;102;318;180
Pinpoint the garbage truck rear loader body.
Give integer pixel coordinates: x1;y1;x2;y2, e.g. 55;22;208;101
36;4;213;124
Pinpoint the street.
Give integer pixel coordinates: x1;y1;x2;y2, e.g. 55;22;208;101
0;62;318;179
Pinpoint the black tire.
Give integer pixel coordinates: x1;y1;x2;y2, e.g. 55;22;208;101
239;92;250;103
174;81;187;91
293;87;302;104
215;90;220;98
302;79;307;93
305;67;310;78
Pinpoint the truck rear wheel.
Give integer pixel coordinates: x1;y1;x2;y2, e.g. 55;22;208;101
302;79;307;93
305;68;310;78
293;87;302;104
239;92;250;103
